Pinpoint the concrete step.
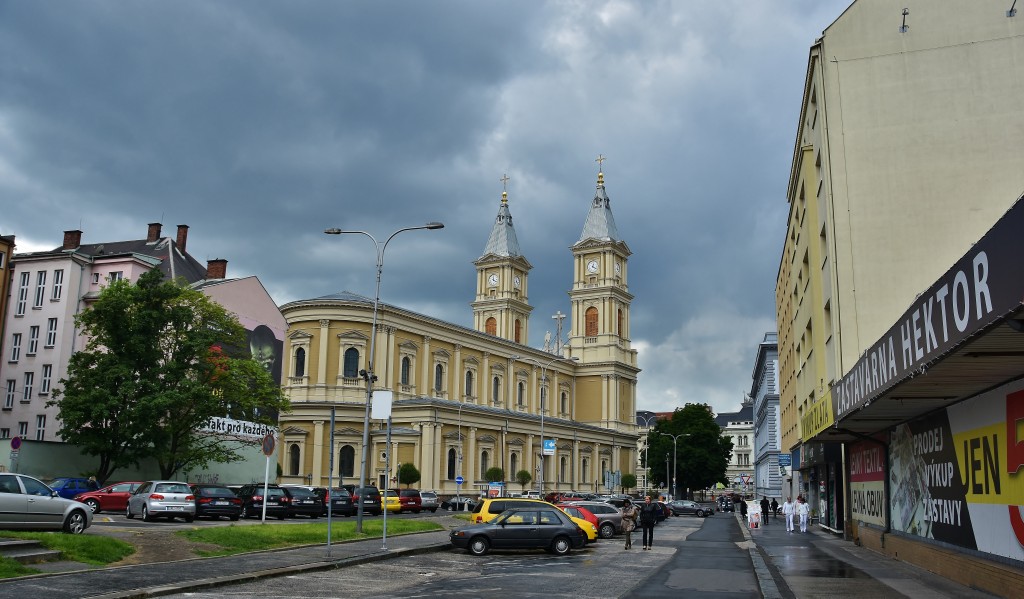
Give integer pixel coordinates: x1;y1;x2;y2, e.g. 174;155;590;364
0;539;63;564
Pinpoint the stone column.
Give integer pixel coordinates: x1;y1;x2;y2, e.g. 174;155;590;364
420;336;432;397
312;420;324;484
317;320;330;386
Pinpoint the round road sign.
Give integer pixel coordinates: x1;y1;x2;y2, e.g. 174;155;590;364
261;434;276;456
455;476;465;485
10;436;21;450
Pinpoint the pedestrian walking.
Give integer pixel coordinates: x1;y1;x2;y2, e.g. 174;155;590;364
782;496;795;532
738;495;748;519
770;497;779;519
760;496;770;525
621;498;638;550
797;496;810;532
638;496;659;550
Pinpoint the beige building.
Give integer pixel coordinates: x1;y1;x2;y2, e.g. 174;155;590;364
279;172;640;496
777;1;1024;593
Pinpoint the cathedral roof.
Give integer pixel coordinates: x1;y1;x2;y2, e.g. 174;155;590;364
480;190;522;259
576;171;620;245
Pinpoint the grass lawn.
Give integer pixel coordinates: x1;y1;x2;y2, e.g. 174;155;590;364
179;519;443;557
0;531;135;578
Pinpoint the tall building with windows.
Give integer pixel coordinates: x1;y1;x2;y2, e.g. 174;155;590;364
0;234;14;368
277;169;641;495
750;333;780;501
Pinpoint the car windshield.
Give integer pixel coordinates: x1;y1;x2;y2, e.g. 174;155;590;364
287;487;315;498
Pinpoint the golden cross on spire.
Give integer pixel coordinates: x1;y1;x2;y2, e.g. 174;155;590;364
500;173;510;203
595;154;606;171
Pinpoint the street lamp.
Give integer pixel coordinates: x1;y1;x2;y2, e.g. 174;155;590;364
636;413;658;494
324;221;444;532
655;431;690;500
523;355;578;496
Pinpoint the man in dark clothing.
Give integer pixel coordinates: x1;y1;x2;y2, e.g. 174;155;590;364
738;496;748;517
770;497;780;519
638;496;660;550
760;496;771;525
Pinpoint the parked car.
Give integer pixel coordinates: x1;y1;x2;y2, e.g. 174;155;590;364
449;506;587;556
235;483;288;519
564;500;624;539
556;503;600;531
667;499;714;517
470;497;552;524
718;498;735;513
313;487;355;516
383;489;401;513
46;477;99;500
73;481;143;514
398;489;422;513
0;472;93;534
281;486;323;518
190;483;242;521
419;491;439;513
440;496;476;511
126;481;196;522
654;501;671;522
351;486;382;516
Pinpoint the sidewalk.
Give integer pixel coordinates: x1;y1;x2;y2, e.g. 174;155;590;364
739;513;999;598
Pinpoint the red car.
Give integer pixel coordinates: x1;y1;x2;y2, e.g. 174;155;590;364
74;481;144;514
556;503;599;530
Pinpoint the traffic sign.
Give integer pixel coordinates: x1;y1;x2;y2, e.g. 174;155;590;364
778;454;792;466
740;473;752;485
543;439;555;456
455;476;465;485
261;434;276;456
10;436;21;450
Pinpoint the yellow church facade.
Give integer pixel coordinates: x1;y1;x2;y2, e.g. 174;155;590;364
278;171;640;497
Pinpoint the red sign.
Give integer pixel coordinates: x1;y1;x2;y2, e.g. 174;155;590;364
10;437;21;450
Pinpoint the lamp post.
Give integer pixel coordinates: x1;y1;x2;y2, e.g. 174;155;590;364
524;355;578;497
324;221;444;532
656;431;690;500
636;413;658;494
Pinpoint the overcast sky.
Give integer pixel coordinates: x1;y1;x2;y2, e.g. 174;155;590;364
1;1;852;417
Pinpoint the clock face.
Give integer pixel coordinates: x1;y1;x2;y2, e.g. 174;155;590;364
586;260;599;274
488;274;499;287
513;276;521;288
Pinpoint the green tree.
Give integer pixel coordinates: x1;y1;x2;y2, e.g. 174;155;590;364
515;469;532;492
50;269;289;483
646;404;731;498
398;463;421;488
621;473;637;494
484;467;505;483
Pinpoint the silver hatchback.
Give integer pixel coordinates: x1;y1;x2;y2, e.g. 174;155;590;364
126;480;196;522
0;472;93;534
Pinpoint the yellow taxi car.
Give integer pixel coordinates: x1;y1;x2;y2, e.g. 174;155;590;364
383;489;402;514
471;497;597;542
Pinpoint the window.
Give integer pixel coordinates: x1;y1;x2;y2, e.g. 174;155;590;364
560;391;568;415
517;382;525;407
560;456;568;482
339;445;355;478
617;309;623;337
108;271;123;283
540;387;547;412
492;376;500;404
18;422;27;437
51;269;64;300
10;333;21;362
510;453;518;475
34;415;45;441
401;357;411;385
33;271;46;308
45;318;57;347
289;444;300;476
514;319;521;343
480;451;489;477
40;365;52;394
582;458;589;483
485;317;497;336
0;429;8;439
585;307;599;336
92;273;100;284
434;364;444;392
447;448;457;480
22;372;33;401
294;347;306;377
27;326;39;355
16;272;28;315
343;348;359;378
464;370;473;397
4;380;14;409
0;251;4;269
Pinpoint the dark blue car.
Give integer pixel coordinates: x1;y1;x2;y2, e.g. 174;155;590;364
46;477;100;500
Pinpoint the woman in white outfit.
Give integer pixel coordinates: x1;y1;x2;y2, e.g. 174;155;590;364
782;496;795;532
797;497;810;532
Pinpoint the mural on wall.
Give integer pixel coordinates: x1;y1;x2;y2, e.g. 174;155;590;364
849;440;885;527
889;378;1024;561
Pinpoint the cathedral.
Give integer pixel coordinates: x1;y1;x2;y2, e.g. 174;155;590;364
277;168;640;496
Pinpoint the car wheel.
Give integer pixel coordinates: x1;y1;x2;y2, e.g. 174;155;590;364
141;505;152;522
551;536;572;556
84;498;101;514
277;514;285;520
431;508;437;513
184;514;195;523
230;515;240;521
126;505;135;519
63;510;88;534
599;522;615;539
468;536;490;556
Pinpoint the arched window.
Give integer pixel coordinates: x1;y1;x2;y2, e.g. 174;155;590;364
480;451;489;477
434;364;444;392
540;387;547;412
510;453;518;476
517;381;525;407
447;448;457;480
585;307;599;337
401;357;411;385
486;317;497;336
289;444;300;476
294;347;306;377
492;376;500;403
582;458;589;483
514;319;521;343
560;456;568;482
560;391;568;415
617;309;623;337
339;445;355;478
464;370;473;397
343;348;359;378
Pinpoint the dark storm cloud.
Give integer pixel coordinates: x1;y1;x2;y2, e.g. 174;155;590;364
0;0;852;415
